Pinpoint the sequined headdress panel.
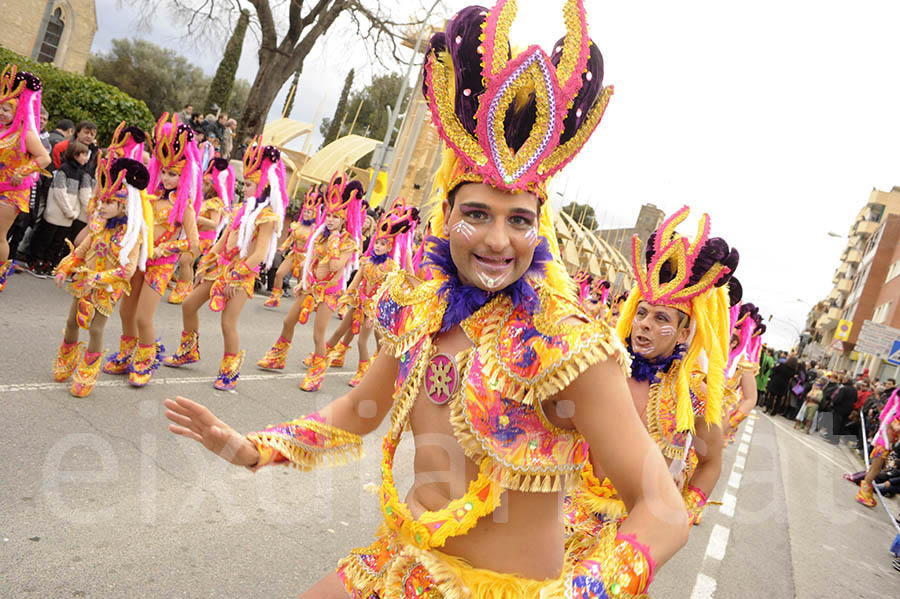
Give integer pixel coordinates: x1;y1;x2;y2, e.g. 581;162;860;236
99;158;154;272
242;136;281;184
147;113;201;226
324;171;364;216
151;113;193;173
204;157;235;209
303;185;323;214
422;0;612;202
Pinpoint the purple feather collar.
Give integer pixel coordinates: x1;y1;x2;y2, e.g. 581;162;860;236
627;338;686;383
424;236;551;332
370;252;390;265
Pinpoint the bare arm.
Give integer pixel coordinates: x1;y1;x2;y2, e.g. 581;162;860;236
197;209;222;230
687;421;724;498
565;358;689;566
736;370;759;415
165;351;400;466
328;248;353;274
24;129;51;169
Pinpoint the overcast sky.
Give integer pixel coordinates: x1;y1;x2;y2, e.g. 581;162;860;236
92;0;900;352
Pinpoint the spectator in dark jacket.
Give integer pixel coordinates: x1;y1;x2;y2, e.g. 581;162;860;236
47;118;74;151
830;376;859;443
52;120;99;176
766;356;797;415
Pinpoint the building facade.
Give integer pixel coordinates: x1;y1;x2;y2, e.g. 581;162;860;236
0;0;97;74
596;203;666;263
809;187;900;374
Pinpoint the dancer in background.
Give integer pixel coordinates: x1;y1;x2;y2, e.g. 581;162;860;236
256;172;364;392
104;114;200;387
53;158;152;397
168;157;229;304
263;185;322;308
0;64;50;291
323;202;417;387
165;140;286;390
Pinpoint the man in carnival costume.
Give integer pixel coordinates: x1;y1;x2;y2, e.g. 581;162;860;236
165;2;689;597
568;207;739;533
263;185;323;308
0;64;51;291
256;171;364;392
52;157;153;397
164;140;286;390
324;200;418;387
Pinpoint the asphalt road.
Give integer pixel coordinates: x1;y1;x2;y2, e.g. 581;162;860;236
2;272;898;598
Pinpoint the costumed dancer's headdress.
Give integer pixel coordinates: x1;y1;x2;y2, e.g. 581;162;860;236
616;206;740;432
0;64;42;181
727;299;762;377
234;137;288;268
368;198;419;269
302;185;323;223
573;270;592;304
106;121;146;162
95;157;154;272
592;277;611;305
204;157;235;237
421;0;613;299
148;113;202;226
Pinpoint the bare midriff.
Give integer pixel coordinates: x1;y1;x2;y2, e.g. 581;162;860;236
401;325;567;581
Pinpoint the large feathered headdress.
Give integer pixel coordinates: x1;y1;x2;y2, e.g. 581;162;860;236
234;136;288;269
96;158;154;272
148;113;201;226
0;64;42;185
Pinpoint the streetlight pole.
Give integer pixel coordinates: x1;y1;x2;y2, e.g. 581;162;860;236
363;0;442;205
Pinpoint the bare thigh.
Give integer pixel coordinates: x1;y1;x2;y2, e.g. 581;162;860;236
301;572;348;599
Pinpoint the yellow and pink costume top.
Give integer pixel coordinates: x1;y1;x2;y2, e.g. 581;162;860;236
723;300;765;442
238;1;663;596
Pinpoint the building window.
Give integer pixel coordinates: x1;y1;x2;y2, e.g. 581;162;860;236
37;8;65;64
873;301;892;324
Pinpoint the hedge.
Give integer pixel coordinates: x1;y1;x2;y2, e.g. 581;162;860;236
0;46;154;146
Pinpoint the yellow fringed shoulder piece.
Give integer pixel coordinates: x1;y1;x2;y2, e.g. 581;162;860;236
472;287;631;407
373;270;445;359
254;206;280;227
246;416;363;472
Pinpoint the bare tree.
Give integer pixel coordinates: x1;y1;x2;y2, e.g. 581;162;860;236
128;0;436;157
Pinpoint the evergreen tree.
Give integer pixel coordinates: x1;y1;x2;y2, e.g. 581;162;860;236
323;69;354;147
283;68;301;117
204;9;250;114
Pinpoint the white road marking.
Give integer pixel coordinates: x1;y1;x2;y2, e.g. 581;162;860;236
737;442;749;455
690;573;717;599
719;491;736;518
728;471;743;489
733;455;746;470
0;370;352;394
705;524;730;560
766;415;853;471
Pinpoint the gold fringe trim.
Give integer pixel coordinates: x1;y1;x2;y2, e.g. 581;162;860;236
247;422;363;472
645;364;691;460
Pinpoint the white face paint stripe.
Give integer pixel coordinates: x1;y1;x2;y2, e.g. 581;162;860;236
524;228;538;247
659;325;676;337
476;271;500;290
451;221;475;240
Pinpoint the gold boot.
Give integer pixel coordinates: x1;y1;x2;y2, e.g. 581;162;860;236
54;340;84;382
327;341;351;368
214;351;245;390
71;351;106;397
163;330;200;367
264;288;283;308
103;335;137;375
348;359;370;387
257;336;291;370
300;353;328;392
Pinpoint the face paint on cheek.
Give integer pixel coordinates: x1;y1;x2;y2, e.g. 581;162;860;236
524;228;538;247
451;221;475;241
659;325;676;337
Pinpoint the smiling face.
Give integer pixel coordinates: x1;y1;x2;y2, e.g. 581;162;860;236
630;300;691;360
160;168;181;191
325;212;345;232
442;183;539;292
0;101;15;125
301;207;316;221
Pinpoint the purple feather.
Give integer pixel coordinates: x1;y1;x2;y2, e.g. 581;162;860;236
424;235;551;332
627;339;685;383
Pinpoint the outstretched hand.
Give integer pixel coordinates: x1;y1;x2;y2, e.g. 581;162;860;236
164;396;259;467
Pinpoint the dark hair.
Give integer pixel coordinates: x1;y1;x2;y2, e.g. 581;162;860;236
65;140;89;162
56;118;74;131
184;103;192;110
74;120;97;134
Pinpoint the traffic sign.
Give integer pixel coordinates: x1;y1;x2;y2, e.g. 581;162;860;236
888;340;900;366
855;320;900;356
